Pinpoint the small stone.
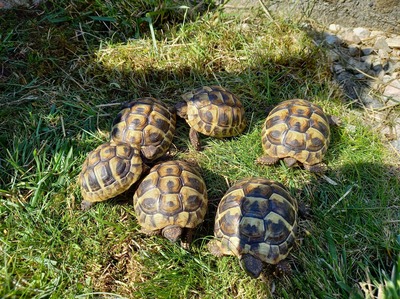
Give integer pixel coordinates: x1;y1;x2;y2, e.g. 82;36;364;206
387;37;400;48
362;95;384;108
239;23;250;31
327;51;340;62
382;75;394;83
355;73;365;79
378;49;390;59
346;57;370;73
353;27;371;40
392;72;400;79
383;79;400;100
333;64;345;74
372;59;384;72
361;47;374;56
340;28;361;44
346;124;357;133
348;44;361;57
374;37;392;52
370;31;385;39
329;24;341;32
324;33;339;45
390;140;400;154
360;55;373;64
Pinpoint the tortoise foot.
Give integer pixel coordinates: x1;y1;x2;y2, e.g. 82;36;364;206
256;155;280;166
274;260;292;277
303;162;327;173
81;200;95;211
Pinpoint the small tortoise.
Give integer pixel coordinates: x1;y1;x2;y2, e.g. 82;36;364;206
78;142;145;210
257;99;332;172
208;177;298;278
175;86;246;150
133;160;208;247
110;97;176;162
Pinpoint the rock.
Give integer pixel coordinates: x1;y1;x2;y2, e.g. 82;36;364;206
370;31;386;39
361;47;374;56
378;49;390;59
340;28;362;44
332;64;345;74
346;57;370;73
327;51;340;62
374;36;392;52
348;44;361;57
353;27;371;40
383;79;400;100
324;33;340;45
387;37;400;48
390;140;400;154
329;24;341;32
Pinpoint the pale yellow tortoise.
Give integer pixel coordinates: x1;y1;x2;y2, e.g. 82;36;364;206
257;99;334;173
110;97;176;162
78;142;145;210
133;160;208;247
175;86;246;150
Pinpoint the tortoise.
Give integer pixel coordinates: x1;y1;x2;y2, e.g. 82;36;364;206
78;142;145;210
208;177;298;278
110;97;176;162
133;160;208;247
257;99;332;173
175;86;246;150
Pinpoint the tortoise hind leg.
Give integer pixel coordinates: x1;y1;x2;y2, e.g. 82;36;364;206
303;162;327;173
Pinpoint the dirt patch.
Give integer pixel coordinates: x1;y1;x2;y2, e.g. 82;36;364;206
225;0;400;33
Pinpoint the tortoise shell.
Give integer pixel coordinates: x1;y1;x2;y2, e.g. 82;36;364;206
211;177;298;276
78;142;144;208
133;160;208;238
110;97;176;161
179;86;246;137
260;99;330;169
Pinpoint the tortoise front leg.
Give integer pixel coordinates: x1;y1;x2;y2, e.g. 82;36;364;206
189;127;201;151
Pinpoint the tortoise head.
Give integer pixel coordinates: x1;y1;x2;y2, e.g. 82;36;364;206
240;254;264;278
162;225;183;242
175;101;188;119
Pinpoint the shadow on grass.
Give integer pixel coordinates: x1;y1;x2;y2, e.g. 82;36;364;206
292;161;400;297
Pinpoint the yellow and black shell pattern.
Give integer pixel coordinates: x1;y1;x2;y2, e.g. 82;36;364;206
110;97;176;161
79;142;144;203
261;99;330;166
213;177;298;265
133;160;208;232
181;86;246;137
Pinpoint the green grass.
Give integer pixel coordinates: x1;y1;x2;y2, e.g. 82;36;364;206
1;1;399;298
